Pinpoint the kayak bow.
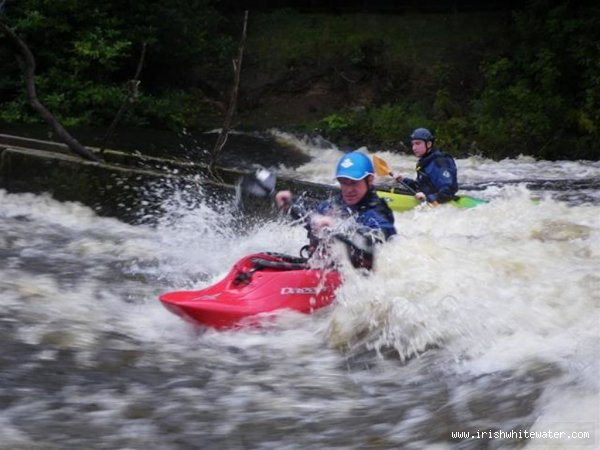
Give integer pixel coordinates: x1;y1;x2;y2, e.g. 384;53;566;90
159;252;342;329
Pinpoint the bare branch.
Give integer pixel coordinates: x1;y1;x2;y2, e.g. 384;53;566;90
0;20;102;162
100;42;147;153
208;10;249;179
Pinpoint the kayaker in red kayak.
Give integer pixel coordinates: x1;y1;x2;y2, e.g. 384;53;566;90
159;154;396;328
275;151;397;269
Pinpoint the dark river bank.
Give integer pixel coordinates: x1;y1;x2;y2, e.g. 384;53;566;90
0;123;315;170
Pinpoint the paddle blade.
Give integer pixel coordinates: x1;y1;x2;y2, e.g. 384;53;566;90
373;155;392;177
239;168;276;197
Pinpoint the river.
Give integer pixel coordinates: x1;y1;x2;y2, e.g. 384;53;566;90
1;131;598;449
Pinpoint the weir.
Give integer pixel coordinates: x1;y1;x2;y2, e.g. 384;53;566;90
0;133;336;224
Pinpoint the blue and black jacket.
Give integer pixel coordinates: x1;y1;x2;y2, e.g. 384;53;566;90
288;189;396;269
314;189;397;240
403;149;458;203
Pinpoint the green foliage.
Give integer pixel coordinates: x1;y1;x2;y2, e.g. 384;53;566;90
128;89;224;131
319;105;431;150
473;53;563;155
246;10;506;72
433;88;463;121
435;117;480;156
321;113;352;133
0;0;233;130
249;4;599;160
471;0;600;159
359;104;409;143
1;2;598;160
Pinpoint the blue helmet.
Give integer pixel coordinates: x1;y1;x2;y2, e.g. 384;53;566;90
335;152;374;180
410;127;435;142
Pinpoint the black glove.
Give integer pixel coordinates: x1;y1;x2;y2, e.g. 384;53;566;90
334;230;376;270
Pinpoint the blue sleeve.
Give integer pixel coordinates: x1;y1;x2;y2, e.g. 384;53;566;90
315;200;332;215
357;209;397;240
315;198;396;240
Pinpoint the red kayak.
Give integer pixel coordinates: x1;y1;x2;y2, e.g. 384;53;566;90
159;252;342;329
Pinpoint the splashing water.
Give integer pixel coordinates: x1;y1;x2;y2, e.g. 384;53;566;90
0;136;598;449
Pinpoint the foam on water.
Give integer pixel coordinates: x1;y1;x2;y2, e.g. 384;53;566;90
0;143;598;448
270;130;600;191
324;188;599;447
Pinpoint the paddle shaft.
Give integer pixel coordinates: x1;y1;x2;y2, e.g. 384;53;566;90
372;155;417;194
385;171;417;195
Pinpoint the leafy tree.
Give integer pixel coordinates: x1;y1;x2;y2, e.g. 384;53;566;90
472;0;600;159
0;0;234;129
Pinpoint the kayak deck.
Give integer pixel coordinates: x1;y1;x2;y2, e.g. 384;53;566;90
159;253;342;329
376;189;488;212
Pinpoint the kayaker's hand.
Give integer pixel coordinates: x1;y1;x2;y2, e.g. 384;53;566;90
275;190;293;210
311;214;334;231
394;175;404;183
415;192;426;202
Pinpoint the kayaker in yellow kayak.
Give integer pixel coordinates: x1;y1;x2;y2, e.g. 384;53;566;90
398;128;458;205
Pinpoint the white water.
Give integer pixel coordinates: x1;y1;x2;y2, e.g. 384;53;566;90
0;134;598;449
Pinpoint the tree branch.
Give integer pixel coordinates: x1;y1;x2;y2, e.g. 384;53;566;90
100;41;147;154
0;20;102;162
208;10;248;179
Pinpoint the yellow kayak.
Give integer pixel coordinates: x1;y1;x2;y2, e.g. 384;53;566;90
376;189;488;212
